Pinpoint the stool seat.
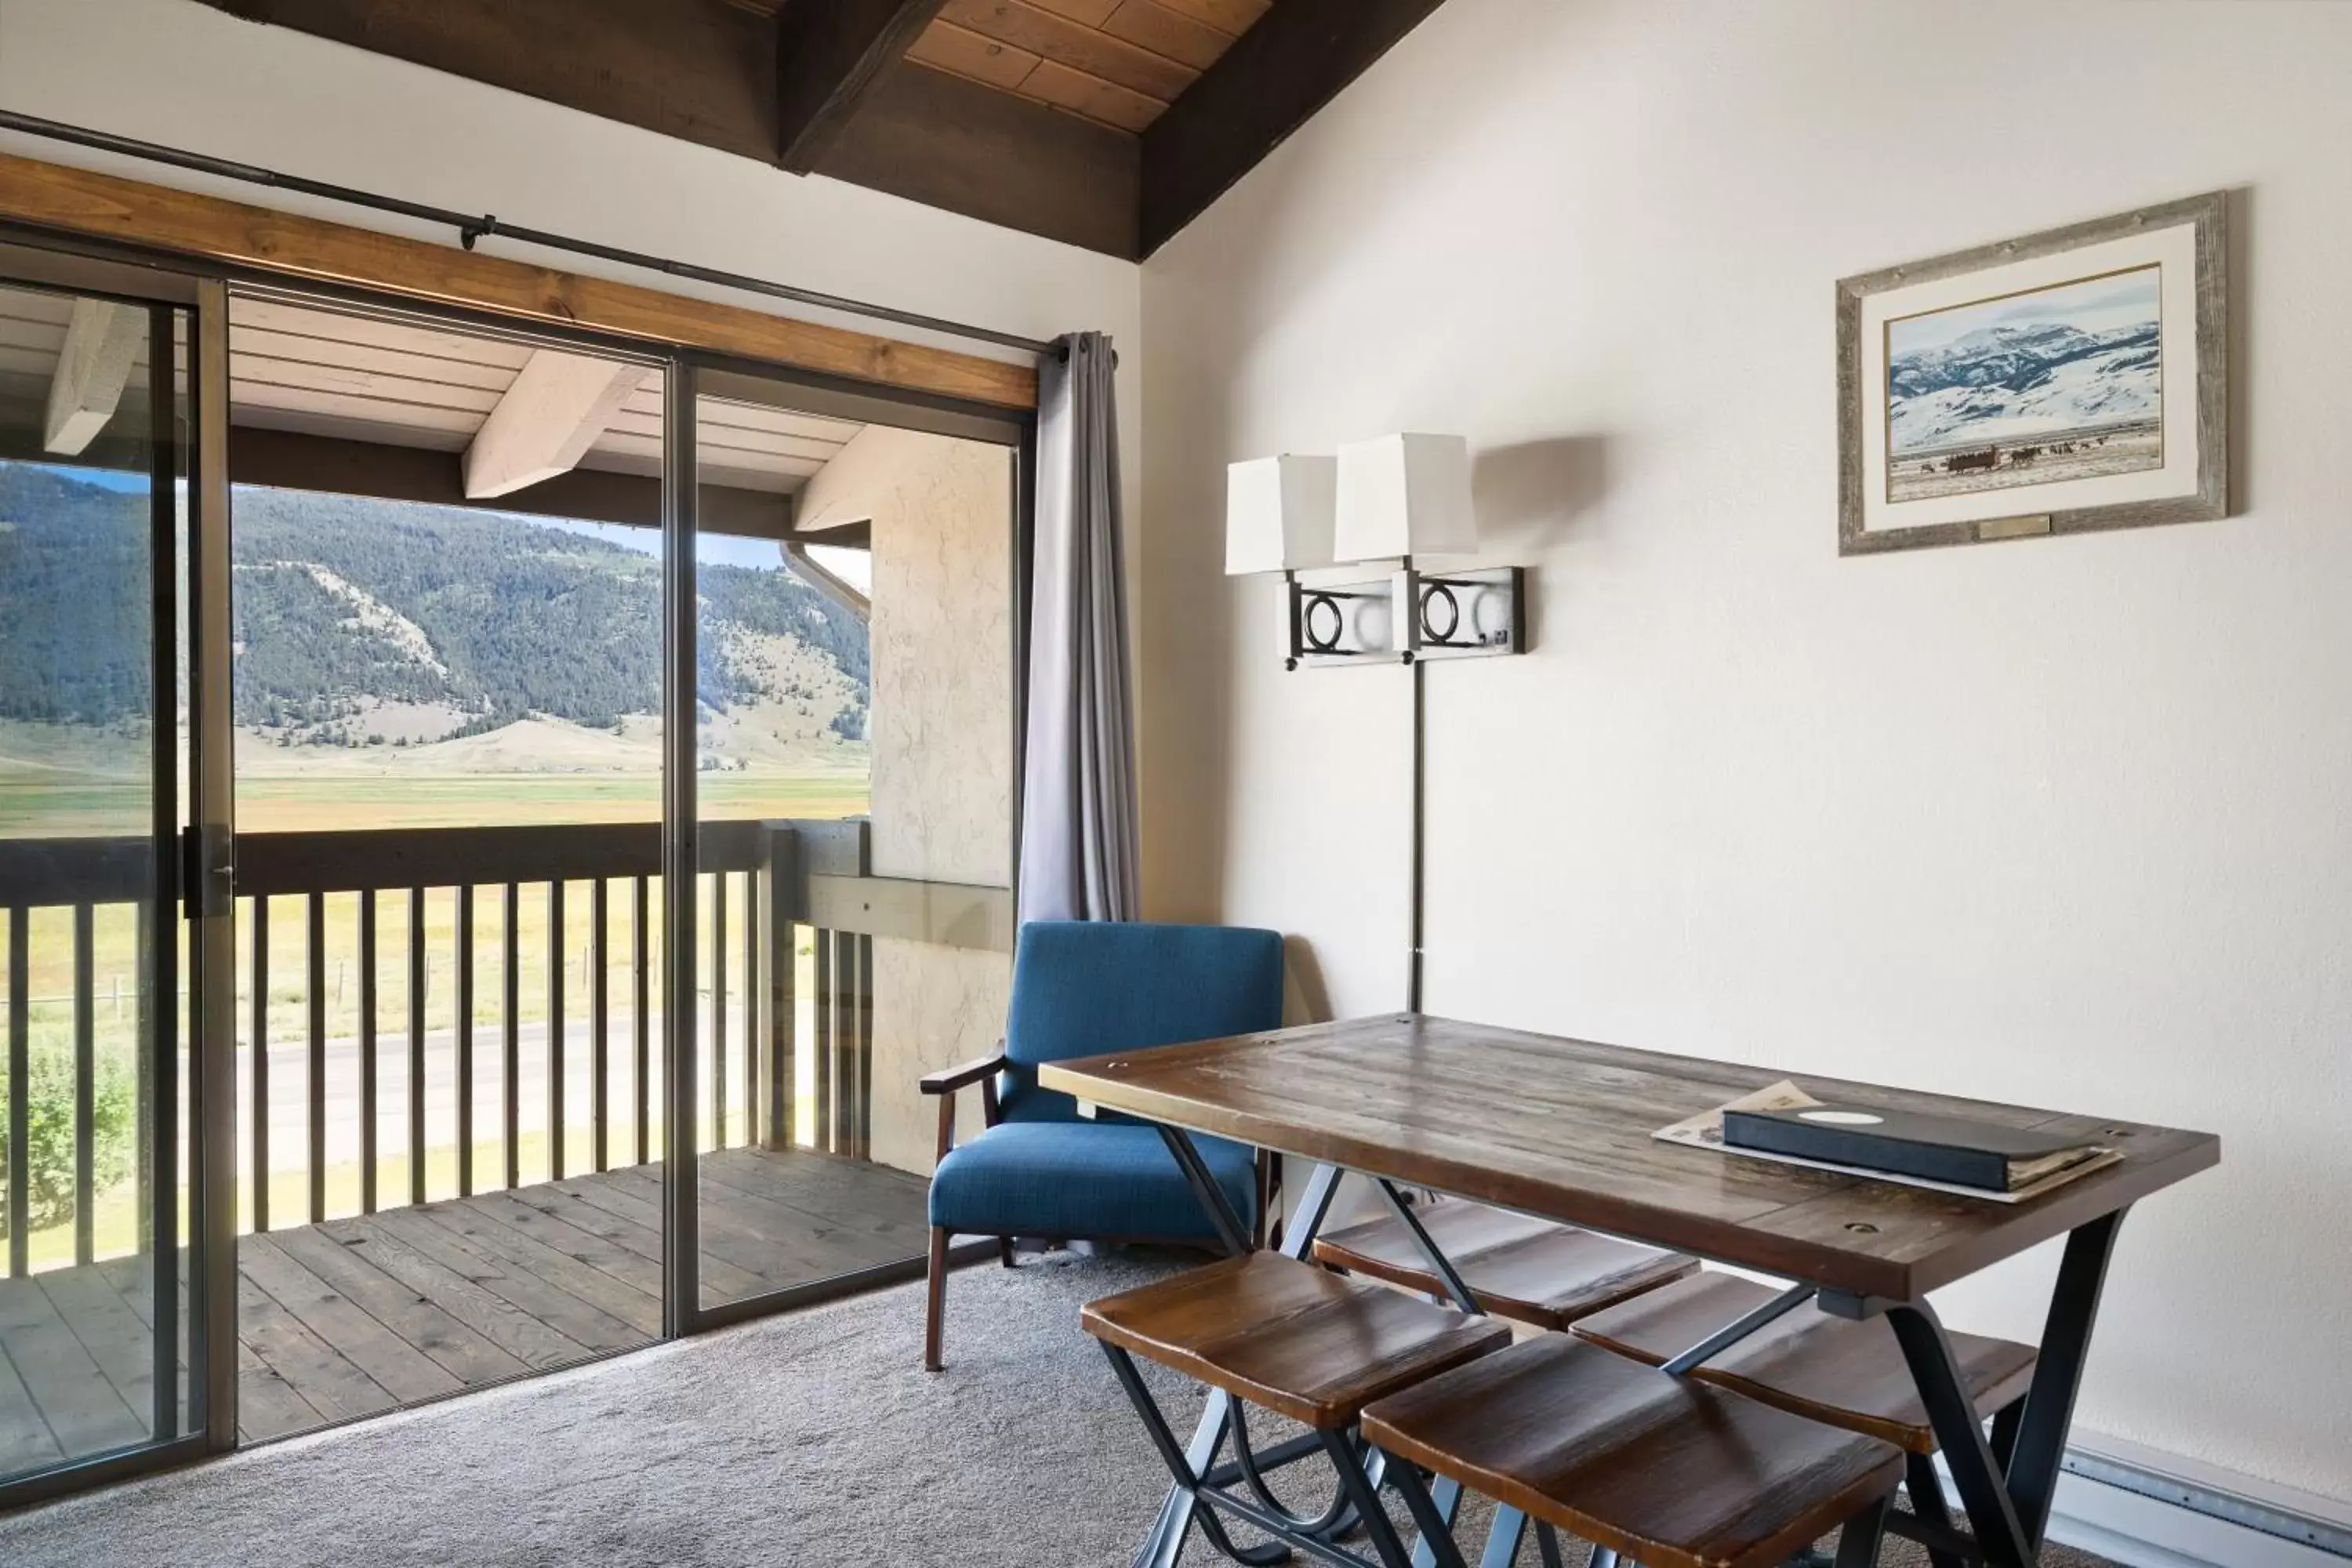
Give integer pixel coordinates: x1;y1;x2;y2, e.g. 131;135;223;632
1570;1272;2038;1454
1312;1201;1697;1328
1362;1334;1904;1568
1081;1251;1512;1429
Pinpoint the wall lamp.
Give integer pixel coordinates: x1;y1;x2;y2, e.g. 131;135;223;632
1224;434;1530;1011
1226;435;1526;672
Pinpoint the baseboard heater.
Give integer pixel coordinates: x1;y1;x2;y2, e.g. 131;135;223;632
2060;1448;2352;1560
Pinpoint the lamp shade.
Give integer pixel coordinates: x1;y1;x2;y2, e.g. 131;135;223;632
1225;454;1338;575
1334;433;1476;562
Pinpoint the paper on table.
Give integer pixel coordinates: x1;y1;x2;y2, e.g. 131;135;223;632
1653;1080;2124;1205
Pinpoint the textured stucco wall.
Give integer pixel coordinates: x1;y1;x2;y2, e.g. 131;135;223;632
814;426;1016;1177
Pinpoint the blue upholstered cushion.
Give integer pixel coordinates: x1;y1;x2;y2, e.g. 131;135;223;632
929;1121;1259;1242
997;920;1285;1123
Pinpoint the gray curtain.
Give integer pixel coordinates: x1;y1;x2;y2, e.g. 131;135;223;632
1018;332;1138;924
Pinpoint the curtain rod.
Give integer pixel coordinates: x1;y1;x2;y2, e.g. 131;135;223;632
0;109;1064;360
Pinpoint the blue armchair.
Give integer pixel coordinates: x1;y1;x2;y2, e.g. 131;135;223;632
920;920;1284;1370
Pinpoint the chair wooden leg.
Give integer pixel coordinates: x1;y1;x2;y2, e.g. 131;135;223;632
999;1236;1017;1268
925;1226;949;1371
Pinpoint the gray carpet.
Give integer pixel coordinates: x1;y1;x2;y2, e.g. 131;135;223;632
0;1252;2118;1567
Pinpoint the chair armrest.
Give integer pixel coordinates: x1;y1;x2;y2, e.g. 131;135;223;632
920;1052;1007;1096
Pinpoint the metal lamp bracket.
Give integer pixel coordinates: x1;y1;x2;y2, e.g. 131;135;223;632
1283;564;1526;670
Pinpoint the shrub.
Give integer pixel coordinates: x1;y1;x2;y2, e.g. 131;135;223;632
0;1047;136;1240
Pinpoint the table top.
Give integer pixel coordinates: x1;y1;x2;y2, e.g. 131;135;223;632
1037;1014;2219;1301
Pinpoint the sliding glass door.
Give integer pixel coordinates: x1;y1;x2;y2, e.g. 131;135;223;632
0;256;232;1496
672;363;1025;1323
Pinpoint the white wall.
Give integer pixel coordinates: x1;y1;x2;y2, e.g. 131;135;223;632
1142;0;2352;1504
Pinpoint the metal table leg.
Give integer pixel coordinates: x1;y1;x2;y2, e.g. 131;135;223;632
1885;1210;2126;1568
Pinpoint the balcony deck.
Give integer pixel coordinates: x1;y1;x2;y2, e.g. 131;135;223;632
0;1148;931;1458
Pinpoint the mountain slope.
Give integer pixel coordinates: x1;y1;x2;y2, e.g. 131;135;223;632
0;465;868;750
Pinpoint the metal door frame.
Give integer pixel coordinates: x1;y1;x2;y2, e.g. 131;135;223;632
661;354;1034;1335
0;245;238;1510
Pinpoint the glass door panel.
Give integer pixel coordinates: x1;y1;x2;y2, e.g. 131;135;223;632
0;280;194;1483
686;372;1019;1313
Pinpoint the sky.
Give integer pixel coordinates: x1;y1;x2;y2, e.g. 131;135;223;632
16;463;871;593
1889;265;2161;358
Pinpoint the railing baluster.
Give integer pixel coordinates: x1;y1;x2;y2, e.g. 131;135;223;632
503;882;520;1192
408;887;426;1207
135;899;154;1254
742;871;757;1151
857;933;875;1162
711;871;727;1152
547;881;564;1182
360;889;377;1214
591;879;608;1174
813;928;834;1155
7;907;27;1277
632;877;649;1167
762;829;797;1154
307;891;325;1225
456;884;474;1198
250;896;270;1233
74;902;95;1264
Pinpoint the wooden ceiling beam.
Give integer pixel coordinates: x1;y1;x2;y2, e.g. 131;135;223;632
1139;0;1454;256
462;350;648;499
813;59;1140;258
776;0;954;172
202;0;779;162
43;297;146;456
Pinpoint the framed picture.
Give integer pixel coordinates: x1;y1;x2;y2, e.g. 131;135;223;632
1837;191;2228;555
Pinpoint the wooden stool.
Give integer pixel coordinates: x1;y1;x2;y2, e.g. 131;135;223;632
1312;1200;1698;1328
1363;1334;1904;1568
1570;1272;2037;1452
1570;1271;2038;1559
1084;1252;1513;1568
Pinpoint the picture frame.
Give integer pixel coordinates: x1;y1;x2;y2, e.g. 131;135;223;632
1837;191;2229;556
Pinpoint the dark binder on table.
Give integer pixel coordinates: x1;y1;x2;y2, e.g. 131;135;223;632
1720;1104;2101;1193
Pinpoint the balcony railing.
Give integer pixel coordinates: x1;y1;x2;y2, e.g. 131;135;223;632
0;818;1011;1274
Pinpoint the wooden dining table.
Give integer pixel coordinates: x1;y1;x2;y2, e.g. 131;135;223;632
1040;1013;2220;1568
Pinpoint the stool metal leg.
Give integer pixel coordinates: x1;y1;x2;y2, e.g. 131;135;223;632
1831;1494;1893;1568
1903;1452;1962;1568
1479;1508;1530;1568
1321;1429;1418;1568
1383;1451;1472;1568
1101;1341;1289;1567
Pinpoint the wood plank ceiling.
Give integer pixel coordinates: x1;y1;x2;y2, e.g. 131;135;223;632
197;0;1457;260
0;279;864;539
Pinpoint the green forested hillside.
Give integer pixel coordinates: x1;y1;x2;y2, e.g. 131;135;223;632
0;464;866;739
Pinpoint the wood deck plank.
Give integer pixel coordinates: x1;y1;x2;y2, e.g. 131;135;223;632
463;1187;677;1301
235;1337;326;1443
318;1214;601;1371
35;1265;161;1437
0;1273;147;1457
0;1152;934;1472
240;1236;466;1405
665;1161;924;1272
0;1323;67;1473
410;1196;665;1338
270;1225;535;1389
236;1272;399;1428
693;1148;933;1241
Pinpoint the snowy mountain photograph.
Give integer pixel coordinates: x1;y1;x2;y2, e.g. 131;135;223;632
1885;265;2163;502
